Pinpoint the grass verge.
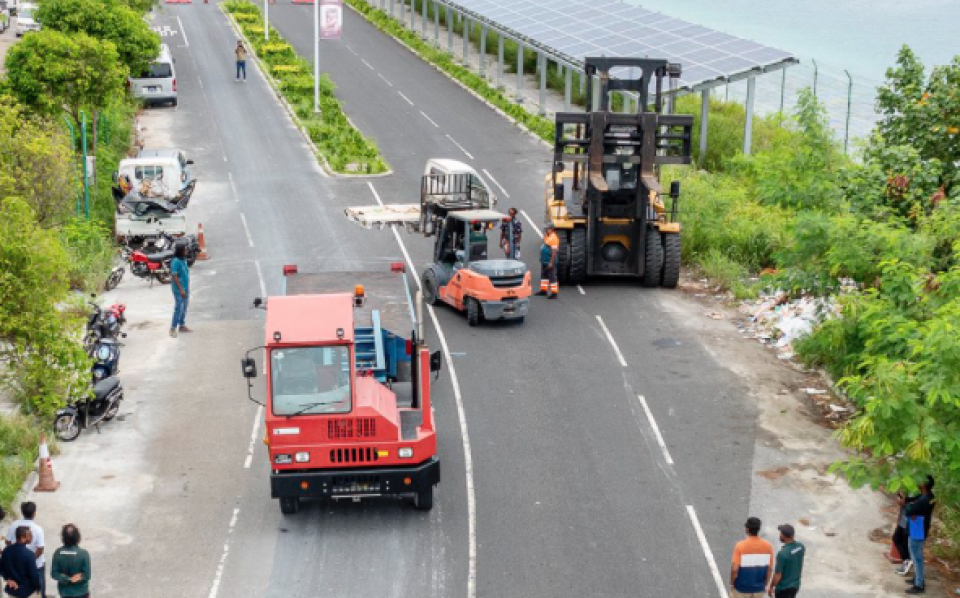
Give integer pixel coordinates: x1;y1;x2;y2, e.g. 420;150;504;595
223;0;388;175
0;414;47;512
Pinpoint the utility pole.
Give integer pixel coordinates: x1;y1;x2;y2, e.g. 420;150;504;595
314;0;320;112
81;110;89;220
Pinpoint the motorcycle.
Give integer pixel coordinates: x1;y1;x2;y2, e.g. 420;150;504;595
83;298;126;351
53;377;125;442
89;334;124;382
124;246;173;285
104;264;124;291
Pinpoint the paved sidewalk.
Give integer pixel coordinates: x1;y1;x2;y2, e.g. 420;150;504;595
0;14;19;76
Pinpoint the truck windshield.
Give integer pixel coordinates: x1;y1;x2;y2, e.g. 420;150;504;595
270;346;351;416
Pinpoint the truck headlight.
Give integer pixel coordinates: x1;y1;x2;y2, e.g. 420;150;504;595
274;454;292;464
398;447;413;458
295;452;310;463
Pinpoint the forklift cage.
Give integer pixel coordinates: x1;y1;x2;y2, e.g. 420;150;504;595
419;173;494;236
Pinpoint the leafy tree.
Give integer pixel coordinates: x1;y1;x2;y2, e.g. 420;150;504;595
0;198;89;415
0;96;78;226
5;30;127;148
37;0;160;77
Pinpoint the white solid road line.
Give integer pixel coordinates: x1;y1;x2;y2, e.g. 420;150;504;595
239;213;254;248
378;72;394;86
686;505;729;598
637;395;674;465
482;169;510;199
596;315;628;367
519;209;542;239
398;91;415;106
577;285;586;295
445;134;474;160
420;110;440;128
177;15;189;47
254;260;267;298
243;404;264;469
369;181;478;598
361;58;375;70
208;508;241;598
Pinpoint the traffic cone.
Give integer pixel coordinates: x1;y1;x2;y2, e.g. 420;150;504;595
33;433;60;492
885;540;903;563
196;223;210;261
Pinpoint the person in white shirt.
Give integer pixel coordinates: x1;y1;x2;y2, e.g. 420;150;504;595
4;502;46;598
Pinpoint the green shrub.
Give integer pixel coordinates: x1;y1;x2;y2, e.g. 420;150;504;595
0;414;45;509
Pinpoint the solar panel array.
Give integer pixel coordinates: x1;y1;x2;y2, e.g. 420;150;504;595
448;0;796;91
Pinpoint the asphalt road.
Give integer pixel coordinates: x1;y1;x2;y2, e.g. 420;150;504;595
81;4;759;596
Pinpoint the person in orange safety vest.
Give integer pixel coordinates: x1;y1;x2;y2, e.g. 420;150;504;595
537;225;560;299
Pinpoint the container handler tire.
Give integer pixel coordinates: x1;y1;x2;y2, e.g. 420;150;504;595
466;298;480;327
279;497;300;515
661;233;681;289
414;486;434;511
422;269;439;305
556;229;571;284
642;227;663;288
569;227;587;284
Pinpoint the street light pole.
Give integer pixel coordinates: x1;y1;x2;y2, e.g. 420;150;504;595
80;110;90;220
314;0;320;112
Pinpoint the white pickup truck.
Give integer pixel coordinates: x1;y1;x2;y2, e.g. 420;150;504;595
113;149;196;242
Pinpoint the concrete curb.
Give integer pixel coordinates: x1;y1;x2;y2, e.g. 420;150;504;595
223;8;395;179
345;1;554;151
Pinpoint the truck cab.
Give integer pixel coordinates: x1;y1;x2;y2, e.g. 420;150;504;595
242;265;442;515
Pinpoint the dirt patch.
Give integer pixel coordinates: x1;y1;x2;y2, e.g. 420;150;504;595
758;466;790;480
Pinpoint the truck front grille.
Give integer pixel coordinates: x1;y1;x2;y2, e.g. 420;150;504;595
489;274;525;288
329;474;383;495
330;447;381;464
328;418;377;439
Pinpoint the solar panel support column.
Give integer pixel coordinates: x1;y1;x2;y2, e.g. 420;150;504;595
479;26;487;76
538;53;547;116
667;76;677;114
446;7;453;53
408;0;414;29
433;1;439;45
564;65;572;111
699;89;709;159
591;75;601;111
462;17;469;64
516;43;524;103
743;75;756;155
497;35;504;89
421;0;427;37
389;0;394;18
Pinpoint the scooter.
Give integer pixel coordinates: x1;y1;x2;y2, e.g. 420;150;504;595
53;377;125;442
89;335;124;382
83;299;127;351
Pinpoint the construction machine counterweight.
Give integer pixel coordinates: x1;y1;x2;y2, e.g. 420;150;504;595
546;57;694;287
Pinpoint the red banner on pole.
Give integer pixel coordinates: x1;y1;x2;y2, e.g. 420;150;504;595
320;0;342;39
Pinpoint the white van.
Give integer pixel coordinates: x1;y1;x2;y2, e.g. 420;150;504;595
15;2;40;37
129;44;177;107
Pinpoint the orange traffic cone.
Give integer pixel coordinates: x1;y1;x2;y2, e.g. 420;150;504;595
885;539;903;563
196;223;209;261
33;433;60;492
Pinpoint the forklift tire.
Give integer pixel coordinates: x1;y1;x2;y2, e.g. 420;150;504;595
661;233;681;289
569;227;587;284
422;269;439;305
642;227;663;288
279;497;300;515
556;229;571;284
414;487;434;511
466;298;480;327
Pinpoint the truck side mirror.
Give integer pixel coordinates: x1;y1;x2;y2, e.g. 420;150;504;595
554;183;565;201
252;297;263;309
241;357;257;379
670;180;681;199
430;350;443;376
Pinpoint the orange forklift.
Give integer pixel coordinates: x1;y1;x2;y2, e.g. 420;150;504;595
241;264;443;515
346;159;532;326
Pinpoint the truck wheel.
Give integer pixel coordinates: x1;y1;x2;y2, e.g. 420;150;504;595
661;233;681;289
642;227;663;288
557;229;571;284
279;497;300;515
569;227;587;284
422;269;439;305
466;298;480;327
414;487;434;511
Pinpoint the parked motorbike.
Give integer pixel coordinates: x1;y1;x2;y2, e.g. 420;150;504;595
123;246;173;285
89;334;124;382
53;377;125;442
104;264;124;291
83;298;127;352
124;231;198;266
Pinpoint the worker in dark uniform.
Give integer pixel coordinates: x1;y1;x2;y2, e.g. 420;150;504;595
500;208;522;259
538;225;559;298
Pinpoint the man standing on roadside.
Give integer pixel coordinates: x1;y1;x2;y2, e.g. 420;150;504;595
768;524;805;597
51;525;90;598
731;517;774;598
537;224;559;299
170;243;192;338
4;503;45;598
235;41;247;81
905;476;936;595
500;208;522;259
1;527;41;598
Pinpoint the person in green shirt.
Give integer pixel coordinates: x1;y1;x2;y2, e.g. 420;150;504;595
51;524;91;598
768;524;805;598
